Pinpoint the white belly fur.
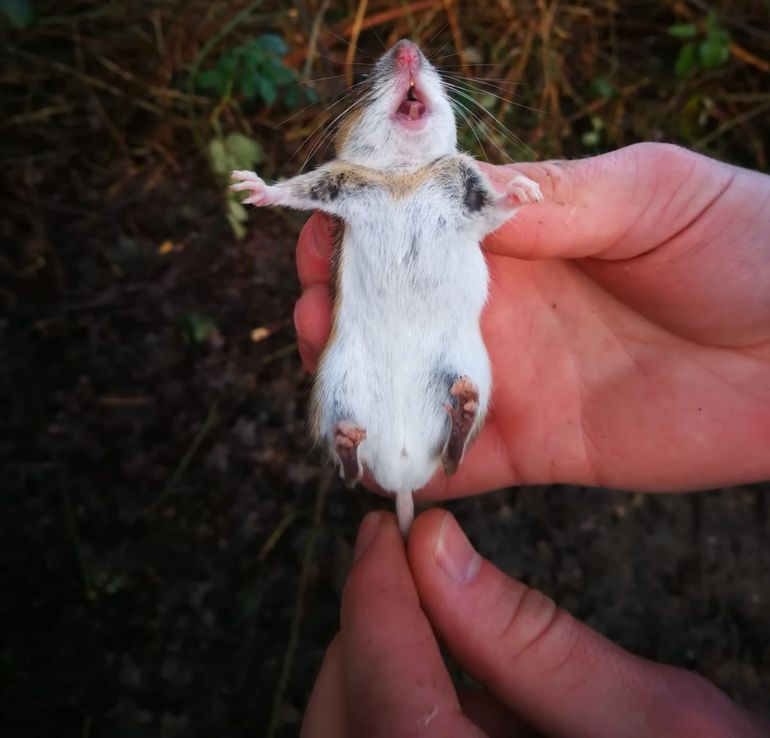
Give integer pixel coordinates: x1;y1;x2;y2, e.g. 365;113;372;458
313;193;492;495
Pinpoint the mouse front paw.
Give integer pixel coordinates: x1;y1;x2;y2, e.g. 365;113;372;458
230;170;270;206
504;174;543;207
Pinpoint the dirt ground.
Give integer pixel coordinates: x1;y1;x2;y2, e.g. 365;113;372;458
3;157;769;737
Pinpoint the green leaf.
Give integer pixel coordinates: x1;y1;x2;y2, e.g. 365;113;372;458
282;84;299;108
218;51;238;79
587;75;616;99
705;9;720;32
208;132;263;176
581;130;600;148
258;33;288;56
225;133;264;169
668;23;697;39
675;42;697;76
227;198;248;239
269;64;296;86
195;69;224;92
1;0;33;28
208;137;229;176
257;77;277;106
182;313;218;344
699;38;730;69
239;74;258;100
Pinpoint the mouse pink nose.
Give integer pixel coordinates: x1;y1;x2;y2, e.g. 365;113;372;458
394;40;419;69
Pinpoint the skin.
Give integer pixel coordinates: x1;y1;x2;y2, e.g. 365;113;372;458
294;143;770;735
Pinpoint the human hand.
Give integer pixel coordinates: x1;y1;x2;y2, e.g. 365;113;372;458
294;143;770;498
301;511;769;738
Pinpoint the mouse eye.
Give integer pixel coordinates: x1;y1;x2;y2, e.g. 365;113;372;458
353;73;369;86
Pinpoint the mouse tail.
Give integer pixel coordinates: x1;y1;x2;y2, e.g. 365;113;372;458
395;488;414;538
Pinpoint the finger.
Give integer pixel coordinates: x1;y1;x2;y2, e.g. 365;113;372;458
409;510;768;738
296;212;334;288
293;285;331;372
341;512;486;738
301;635;350;738
480;143;736;261
458;689;540;738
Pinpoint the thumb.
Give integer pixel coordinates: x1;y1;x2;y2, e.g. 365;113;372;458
408;510;768;738
480;142;735;261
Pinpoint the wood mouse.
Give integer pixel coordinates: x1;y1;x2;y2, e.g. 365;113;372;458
231;39;542;535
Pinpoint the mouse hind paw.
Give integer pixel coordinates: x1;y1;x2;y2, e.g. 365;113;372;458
442;376;479;475
333;421;366;487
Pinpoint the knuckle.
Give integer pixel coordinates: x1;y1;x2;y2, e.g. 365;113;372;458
626;142;698;180
534;160;571;205
493;583;578;671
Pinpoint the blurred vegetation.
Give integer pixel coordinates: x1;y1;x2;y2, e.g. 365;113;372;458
2;1;769;737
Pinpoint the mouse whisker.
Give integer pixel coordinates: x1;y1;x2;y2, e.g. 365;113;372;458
323;28;380;61
428;35;458;65
442;73;527;93
368;24;387;53
442;79;539;135
296;92;374;171
443;76;544;115
285;77;373;162
289;93;358;168
450;99;491;163
451;97;512;163
454;103;506;162
310;52;372;67
278;75;373;131
446;83;535;160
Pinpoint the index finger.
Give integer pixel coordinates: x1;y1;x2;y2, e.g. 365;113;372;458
341;512;485;738
296;212;333;288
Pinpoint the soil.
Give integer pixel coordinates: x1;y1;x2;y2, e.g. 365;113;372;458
2;161;769;738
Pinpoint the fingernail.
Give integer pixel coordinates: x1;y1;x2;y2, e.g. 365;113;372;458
354;512;382;562
434;513;481;585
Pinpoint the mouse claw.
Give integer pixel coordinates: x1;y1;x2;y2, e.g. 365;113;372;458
333;421;366;487
504;174;543;207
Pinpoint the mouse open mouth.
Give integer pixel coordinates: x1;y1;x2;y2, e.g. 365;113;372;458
395;81;428;127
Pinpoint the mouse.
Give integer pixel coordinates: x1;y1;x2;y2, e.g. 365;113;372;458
231;39;542;536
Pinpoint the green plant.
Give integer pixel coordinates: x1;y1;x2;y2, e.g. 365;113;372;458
195;33;317;108
181;312;219;344
207;129;264;238
193;33;318;237
669;10;731;76
0;0;32;28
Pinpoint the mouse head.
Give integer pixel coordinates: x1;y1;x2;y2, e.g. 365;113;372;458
334;40;457;168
